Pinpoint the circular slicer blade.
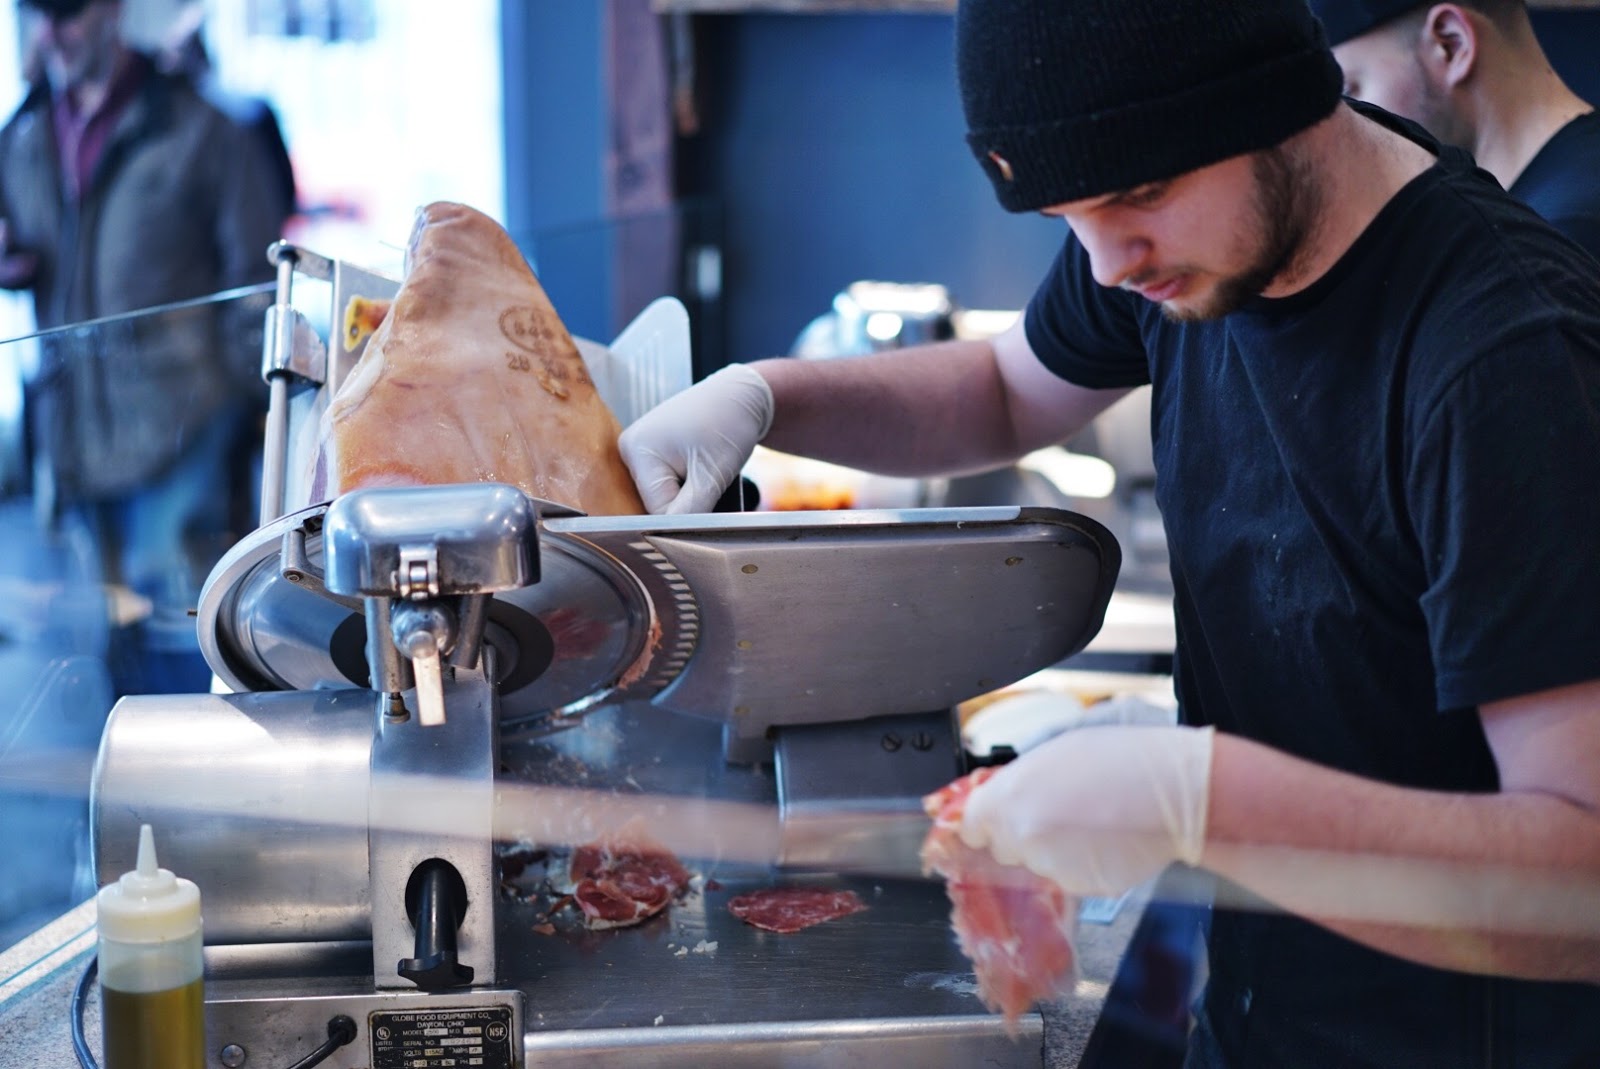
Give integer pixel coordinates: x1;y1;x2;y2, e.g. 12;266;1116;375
196;503;654;727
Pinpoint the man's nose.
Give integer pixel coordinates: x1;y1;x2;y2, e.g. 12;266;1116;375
1073;222;1152;290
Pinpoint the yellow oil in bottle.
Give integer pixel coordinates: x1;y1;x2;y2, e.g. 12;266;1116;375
101;977;205;1069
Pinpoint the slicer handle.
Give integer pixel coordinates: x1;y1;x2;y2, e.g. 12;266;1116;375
397;859;474;989
392;602;456;726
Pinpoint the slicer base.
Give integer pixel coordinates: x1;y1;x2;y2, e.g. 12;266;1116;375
198;701;1044;1068
201;875;1042;1069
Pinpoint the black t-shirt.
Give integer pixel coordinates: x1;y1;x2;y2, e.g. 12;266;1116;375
1509;109;1600;264
1025;108;1600;1067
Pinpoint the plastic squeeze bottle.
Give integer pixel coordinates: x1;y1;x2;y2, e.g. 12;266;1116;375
96;824;205;1069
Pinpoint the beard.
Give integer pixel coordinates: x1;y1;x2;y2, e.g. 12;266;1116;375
1163;143;1319;322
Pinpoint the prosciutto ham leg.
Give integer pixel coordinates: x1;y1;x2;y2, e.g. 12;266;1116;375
921;767;1078;1031
311;201;645;516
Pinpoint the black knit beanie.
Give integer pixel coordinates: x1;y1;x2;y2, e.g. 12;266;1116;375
958;0;1346;211
1308;0;1426;46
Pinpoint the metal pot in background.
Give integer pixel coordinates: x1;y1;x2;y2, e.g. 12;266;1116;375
792;281;956;357
785;279;1171;597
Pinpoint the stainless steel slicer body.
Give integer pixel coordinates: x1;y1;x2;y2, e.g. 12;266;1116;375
90;244;1122;1068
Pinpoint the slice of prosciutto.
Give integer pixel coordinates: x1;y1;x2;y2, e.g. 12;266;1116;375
568;833;691;930
726;887;867;933
311;201;646;516
921;767;1078;1030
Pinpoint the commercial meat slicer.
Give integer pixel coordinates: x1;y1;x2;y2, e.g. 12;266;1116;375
90;242;1121;1068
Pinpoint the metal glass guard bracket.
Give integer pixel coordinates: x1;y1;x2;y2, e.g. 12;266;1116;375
257;241;401;526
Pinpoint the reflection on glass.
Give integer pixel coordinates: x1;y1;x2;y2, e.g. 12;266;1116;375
0;286;273;948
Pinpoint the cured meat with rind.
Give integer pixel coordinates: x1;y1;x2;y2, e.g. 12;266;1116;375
311;201;645;516
921;767;1078;1031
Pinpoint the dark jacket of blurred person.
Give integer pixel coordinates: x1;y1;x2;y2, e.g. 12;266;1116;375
158;1;296;225
0;0;286;502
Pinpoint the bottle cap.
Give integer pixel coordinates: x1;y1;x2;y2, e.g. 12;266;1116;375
96;824;202;943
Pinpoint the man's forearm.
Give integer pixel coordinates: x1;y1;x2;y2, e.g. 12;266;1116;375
1201;733;1600;982
755;340;1027;477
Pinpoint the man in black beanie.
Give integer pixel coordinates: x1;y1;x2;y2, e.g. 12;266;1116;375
618;2;1600;1065
1310;0;1600;259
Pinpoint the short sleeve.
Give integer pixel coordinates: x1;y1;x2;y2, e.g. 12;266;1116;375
1410;327;1600;709
1023;235;1153;390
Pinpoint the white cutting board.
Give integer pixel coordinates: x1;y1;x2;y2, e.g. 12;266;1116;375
575;296;693;427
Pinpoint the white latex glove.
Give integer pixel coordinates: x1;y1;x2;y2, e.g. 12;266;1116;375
618;363;775;514
960;722;1215;898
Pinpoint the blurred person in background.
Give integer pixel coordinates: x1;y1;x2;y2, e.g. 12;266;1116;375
1311;0;1600;259
157;0;296;225
0;0;290;695
156;0;296;543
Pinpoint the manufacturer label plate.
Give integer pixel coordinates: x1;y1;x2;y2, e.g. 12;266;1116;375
370;1005;515;1068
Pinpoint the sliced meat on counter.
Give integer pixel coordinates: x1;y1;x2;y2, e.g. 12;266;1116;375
726;886;868;933
921;767;1078;1030
311;200;646;516
569;833;691;930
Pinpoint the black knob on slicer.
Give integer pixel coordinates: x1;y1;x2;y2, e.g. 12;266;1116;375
397;859;475;989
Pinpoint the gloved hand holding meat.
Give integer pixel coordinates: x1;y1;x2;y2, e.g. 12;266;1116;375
922;767;1079;1031
922;722;1214;1025
960;722;1215;898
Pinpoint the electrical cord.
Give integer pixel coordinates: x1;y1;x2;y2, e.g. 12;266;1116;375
283;1014;359;1069
71;954;99;1069
71;953;356;1069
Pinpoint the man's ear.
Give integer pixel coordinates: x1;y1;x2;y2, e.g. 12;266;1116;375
1418;4;1479;89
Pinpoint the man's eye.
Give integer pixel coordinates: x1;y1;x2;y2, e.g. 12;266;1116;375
1121;184;1167;208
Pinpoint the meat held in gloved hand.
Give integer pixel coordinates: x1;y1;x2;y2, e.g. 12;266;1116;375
920;767;1078;1031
